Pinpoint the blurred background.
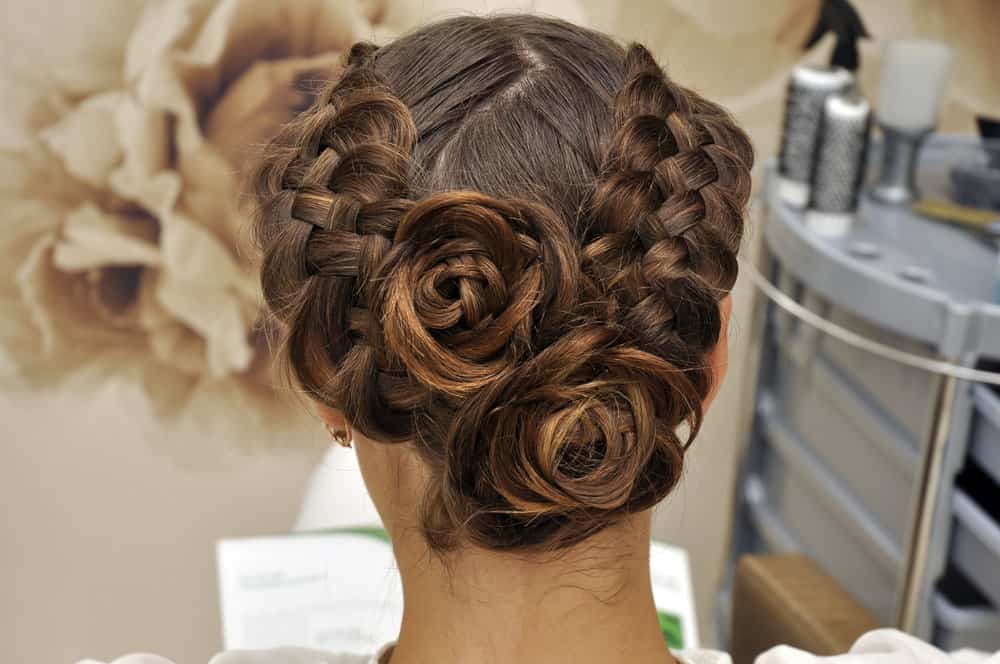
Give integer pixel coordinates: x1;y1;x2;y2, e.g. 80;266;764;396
2;1;998;663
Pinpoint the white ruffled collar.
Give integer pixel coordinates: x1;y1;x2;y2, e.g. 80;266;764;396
365;642;731;664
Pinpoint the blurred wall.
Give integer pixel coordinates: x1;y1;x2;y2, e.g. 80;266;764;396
0;388;325;664
2;1;998;663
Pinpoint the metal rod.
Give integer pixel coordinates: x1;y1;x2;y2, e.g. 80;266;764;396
869;124;932;206
742;259;1000;385
897;374;958;631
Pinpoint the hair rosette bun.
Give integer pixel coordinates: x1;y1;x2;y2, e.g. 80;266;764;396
435;324;693;549
376;192;579;398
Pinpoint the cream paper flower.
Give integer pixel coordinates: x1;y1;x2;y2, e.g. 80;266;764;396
0;0;585;458
0;0;378;452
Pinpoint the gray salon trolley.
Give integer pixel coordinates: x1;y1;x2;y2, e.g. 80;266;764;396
720;136;1000;652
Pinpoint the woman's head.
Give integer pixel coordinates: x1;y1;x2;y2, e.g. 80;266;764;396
252;15;752;553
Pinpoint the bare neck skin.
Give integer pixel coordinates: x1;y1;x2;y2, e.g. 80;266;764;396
351;439;677;664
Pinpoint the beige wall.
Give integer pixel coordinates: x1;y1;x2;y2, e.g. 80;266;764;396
0;388;325;664
2;1;997;663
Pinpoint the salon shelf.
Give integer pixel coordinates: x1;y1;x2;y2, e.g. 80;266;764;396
765;199;1000;358
770;320;921;545
763;136;1000;359
723;141;1000;652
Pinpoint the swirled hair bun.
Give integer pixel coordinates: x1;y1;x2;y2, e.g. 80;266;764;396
251;16;753;551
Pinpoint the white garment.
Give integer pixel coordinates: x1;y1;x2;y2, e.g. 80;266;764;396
76;629;1000;664
81;642;728;664
756;629;999;664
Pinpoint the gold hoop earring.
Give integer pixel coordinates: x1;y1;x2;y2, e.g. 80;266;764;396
325;424;352;449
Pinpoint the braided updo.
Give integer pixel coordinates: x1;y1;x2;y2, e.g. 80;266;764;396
251;16;753;551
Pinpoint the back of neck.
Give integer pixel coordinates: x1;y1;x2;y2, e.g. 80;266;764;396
385;513;676;664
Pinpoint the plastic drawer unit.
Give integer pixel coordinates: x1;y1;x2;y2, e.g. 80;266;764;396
770;320;920;546
743;474;801;555
970;385;1000;486
933;593;1000;653
771;265;942;447
757;397;902;623
951;489;1000;610
818;309;942;444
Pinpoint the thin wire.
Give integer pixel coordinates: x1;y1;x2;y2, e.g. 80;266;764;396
742;259;1000;387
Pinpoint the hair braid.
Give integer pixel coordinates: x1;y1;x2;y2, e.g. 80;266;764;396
251;42;421;439
585;44;753;394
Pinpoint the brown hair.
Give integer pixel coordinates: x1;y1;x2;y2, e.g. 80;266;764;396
251;15;753;551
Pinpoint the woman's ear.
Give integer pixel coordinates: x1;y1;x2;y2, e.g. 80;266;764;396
315;402;349;434
703;294;733;412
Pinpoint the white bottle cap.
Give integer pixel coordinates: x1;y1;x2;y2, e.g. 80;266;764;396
878;40;952;131
775;176;810;208
805;210;854;237
792;64;853;91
